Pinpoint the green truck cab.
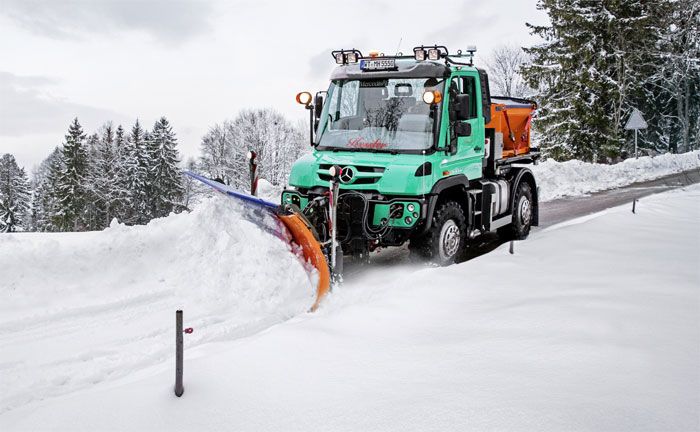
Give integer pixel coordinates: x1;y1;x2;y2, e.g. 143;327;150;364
283;46;539;269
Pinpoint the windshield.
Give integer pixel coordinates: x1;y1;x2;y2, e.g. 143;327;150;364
317;78;445;152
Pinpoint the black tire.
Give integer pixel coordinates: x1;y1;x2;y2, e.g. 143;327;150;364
498;182;533;240
409;201;467;265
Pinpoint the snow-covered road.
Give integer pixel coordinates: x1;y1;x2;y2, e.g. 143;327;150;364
1;183;698;431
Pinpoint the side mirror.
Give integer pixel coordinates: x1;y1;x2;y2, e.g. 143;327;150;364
314;93;324;121
455;122;472;137
455;94;471;121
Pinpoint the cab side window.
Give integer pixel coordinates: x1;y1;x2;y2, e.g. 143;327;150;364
460;76;478;119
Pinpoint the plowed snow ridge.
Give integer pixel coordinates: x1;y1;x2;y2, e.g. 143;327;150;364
0;198;315;413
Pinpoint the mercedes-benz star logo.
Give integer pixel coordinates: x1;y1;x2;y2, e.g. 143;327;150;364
339;166;355;184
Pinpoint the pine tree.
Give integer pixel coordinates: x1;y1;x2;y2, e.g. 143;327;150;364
647;0;700;153
55;118;88;231
149;117;184;218
84;132;102;229
112;124;128;222
523;0;699;161
31;147;63;232
121;120;149;224
0;154;31;233
85;124;121;229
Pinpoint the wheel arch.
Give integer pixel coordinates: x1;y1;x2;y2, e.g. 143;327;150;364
510;168;539;226
419;174;470;236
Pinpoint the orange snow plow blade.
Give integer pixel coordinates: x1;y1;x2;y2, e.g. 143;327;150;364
278;213;331;312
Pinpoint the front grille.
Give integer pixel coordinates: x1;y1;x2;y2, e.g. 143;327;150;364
318;164;384;184
319;164;385;173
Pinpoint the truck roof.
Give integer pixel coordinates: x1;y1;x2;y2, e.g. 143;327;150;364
331;58;475;80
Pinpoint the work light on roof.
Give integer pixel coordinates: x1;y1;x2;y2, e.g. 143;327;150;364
427;48;440;61
413;45;448;62
331;49;362;65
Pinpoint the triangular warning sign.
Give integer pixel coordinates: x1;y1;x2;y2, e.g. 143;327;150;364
625;109;648;130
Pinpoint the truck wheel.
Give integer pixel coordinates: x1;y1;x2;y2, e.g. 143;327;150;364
410;201;467;265
499;182;533;240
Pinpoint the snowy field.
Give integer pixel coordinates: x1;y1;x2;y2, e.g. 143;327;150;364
531;150;700;201
1;183;698;430
0;199;315;416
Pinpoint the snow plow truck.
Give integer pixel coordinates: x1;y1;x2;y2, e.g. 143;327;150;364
188;45;539;311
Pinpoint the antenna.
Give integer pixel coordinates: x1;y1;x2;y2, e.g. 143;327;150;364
395;37;403;56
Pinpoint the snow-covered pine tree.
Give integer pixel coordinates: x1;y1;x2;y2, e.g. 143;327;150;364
84;124;122;229
149;117;184;218
55;118;88;231
647;0;700;153
524;0;699;161
121;120;150;225
112;124;129;222
523;1;620;161
0;153;31;233
31;147;63;232
83;132;103;230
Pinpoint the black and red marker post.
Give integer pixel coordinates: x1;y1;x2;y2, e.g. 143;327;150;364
247;150;258;196
175;310;193;397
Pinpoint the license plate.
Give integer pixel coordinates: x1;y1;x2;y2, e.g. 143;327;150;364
360;58;396;71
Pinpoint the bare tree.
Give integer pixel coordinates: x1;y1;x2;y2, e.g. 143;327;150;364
198;108;309;190
485;45;533;98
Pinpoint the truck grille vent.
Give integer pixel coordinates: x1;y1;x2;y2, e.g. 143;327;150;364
319;164;385;173
318;164;384;185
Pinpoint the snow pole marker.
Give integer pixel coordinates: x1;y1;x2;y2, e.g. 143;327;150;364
174;310;193;397
509;240;514;255
175;310;184;397
632;199;637;214
247;150;258;196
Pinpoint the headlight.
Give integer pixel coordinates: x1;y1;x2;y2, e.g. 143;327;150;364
407;203;415;212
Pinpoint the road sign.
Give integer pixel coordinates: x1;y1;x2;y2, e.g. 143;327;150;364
625;109;648;130
625;109;647;159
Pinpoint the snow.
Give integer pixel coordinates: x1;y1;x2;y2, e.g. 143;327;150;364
532;150;700;201
0;197;314;415
1;184;698;431
255;178;283;203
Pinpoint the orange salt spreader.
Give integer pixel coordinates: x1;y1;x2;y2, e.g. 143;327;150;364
486;97;537;159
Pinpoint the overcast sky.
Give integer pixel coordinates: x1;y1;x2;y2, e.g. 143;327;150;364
0;0;548;171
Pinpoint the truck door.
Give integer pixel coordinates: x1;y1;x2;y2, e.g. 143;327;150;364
445;74;485;180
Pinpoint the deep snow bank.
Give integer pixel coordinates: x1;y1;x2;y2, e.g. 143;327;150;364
2;186;698;431
0;197;314;413
532;150;700;201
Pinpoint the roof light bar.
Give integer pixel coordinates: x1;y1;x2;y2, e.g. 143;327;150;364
331;49;363;65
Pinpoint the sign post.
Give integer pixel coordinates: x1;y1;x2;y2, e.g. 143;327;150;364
624;109;648;159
